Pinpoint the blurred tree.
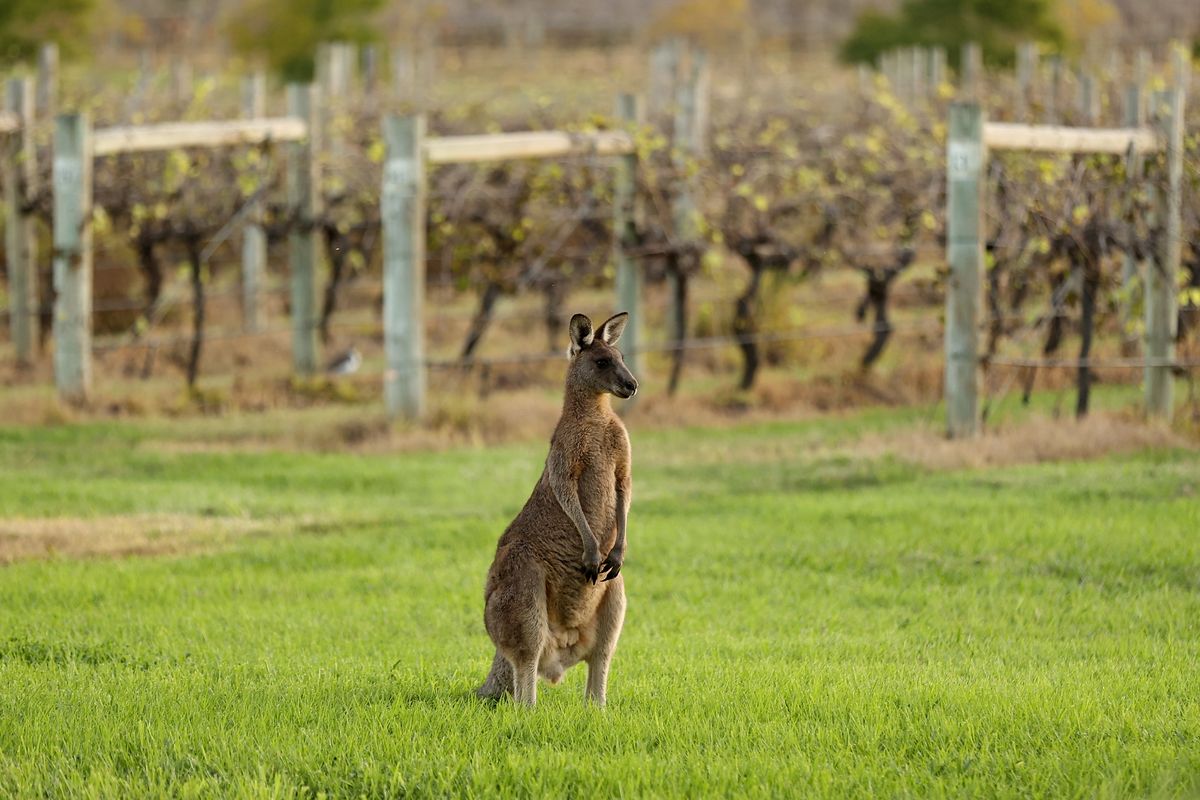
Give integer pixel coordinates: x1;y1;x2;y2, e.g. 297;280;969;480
840;0;1065;68
226;0;385;81
0;0;94;66
1055;0;1118;54
647;0;751;50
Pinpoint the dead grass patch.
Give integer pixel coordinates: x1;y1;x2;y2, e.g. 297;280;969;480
0;514;273;565
853;411;1191;471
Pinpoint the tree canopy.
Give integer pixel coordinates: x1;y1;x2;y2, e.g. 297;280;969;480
0;0;93;67
226;0;385;82
840;0;1066;68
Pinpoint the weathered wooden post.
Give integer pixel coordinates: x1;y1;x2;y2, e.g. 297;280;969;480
318;43;349;160
52;113;93;402
381;114;426;420
961;42;982;102
1171;40;1192;95
930;47;947;98
649;38;681;122
1145;86;1185;418
1119;81;1145;354
1046;55;1063;124
37;43;58;122
895;48;912;105
613;93;642;382
669;44;706;384
945;103;985;437
286;83;321;375
1078;71;1099;125
4;78;36;366
392;43;415;104
858;64;872;95
1016;41;1036;122
911;47;926;105
363;45;379;95
240;71;267;333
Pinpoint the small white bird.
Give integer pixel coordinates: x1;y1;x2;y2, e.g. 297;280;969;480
326;346;362;376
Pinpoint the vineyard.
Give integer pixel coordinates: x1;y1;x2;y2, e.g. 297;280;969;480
1;41;1198;434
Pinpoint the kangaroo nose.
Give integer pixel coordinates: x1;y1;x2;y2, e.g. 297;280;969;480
624;378;638;395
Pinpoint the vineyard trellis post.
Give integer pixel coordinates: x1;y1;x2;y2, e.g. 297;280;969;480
649;39;681;120
960;43;982;102
945;103;985;438
911;47;926;105
1016;42;1036;122
241;71;267;333
930;47;947;97
37;43;58;123
381;114;426;420
1046;56;1063;124
286;83;321;375
1120;81;1145;354
614;92;642;385
1078;72;1098;126
4;77;36;366
1145;85;1185;419
52;113;93;402
667;44;707;393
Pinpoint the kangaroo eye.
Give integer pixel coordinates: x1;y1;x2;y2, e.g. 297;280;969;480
595;358;612;369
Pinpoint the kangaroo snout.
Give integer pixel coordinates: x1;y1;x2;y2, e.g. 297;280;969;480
617;376;638;398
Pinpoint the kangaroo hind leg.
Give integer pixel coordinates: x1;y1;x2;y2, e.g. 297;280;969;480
476;649;513;700
585;578;626;707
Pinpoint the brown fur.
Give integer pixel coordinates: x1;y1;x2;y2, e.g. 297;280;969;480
477;313;637;707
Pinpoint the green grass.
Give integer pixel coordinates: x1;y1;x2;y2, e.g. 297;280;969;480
0;408;1198;798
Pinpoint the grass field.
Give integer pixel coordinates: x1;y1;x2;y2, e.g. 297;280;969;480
0;403;1198;798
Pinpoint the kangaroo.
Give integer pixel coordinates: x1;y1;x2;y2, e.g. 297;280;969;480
477;312;638;707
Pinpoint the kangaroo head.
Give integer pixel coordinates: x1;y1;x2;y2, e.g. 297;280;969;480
567;312;639;399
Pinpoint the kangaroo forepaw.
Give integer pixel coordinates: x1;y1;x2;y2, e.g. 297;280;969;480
599;549;623;581
581;550;601;584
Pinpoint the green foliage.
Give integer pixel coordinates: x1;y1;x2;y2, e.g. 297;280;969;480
840;0;1065;69
226;0;385;82
0;0;93;66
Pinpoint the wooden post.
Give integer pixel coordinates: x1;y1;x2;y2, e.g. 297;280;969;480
169;59;193;108
52;113;93;402
1120;82;1144;354
614;93;642;383
961;42;982;102
37;43;58;122
896;48;912;105
1079;72;1099;125
670;44;704;356
4;78;36;365
1046;56;1063;124
945;103;985;437
930;47;947;98
858;63;872;95
1145;87;1185;419
911;47;926;105
3;81;33;346
392;44;415;104
363;45;379;95
649;39;681;121
1171;41;1192;96
286;84;320;375
381;114;426;420
1016;42;1035;122
241;72;267;333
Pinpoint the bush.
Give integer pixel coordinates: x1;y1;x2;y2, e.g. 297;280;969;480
0;0;93;67
839;0;1065;69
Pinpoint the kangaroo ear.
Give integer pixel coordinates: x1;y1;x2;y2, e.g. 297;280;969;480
568;314;594;356
597;312;629;346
